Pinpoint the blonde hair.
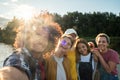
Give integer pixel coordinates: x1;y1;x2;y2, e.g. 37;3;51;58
95;33;110;44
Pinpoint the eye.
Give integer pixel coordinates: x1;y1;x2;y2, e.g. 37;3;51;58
82;46;85;48
98;41;101;43
102;41;106;43
61;40;67;46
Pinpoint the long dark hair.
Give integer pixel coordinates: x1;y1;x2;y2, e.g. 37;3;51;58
75;38;91;63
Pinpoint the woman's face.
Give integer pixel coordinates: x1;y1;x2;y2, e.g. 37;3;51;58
57;37;72;54
77;43;88;55
96;37;109;52
28;27;49;53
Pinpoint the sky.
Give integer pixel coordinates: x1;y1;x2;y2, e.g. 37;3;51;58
0;0;120;19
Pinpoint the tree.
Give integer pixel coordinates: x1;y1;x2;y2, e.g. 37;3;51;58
0;17;23;45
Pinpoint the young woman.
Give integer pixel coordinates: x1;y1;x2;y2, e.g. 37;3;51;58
0;12;63;80
75;38;98;80
45;34;74;80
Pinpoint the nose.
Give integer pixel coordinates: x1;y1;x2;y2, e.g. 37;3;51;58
98;41;103;45
81;48;85;52
62;43;71;49
64;43;71;49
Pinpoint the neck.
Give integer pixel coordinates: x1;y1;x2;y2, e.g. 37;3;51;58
82;52;90;56
101;48;108;54
54;50;64;58
31;51;43;60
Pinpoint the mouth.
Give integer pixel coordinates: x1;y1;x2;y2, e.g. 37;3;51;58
60;45;69;51
98;45;104;52
33;42;45;49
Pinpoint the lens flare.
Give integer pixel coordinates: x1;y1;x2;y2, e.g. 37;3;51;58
61;40;67;46
15;5;37;20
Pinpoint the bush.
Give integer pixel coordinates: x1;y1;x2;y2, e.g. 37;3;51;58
110;37;120;54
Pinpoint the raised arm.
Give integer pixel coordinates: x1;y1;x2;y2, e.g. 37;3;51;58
0;66;29;80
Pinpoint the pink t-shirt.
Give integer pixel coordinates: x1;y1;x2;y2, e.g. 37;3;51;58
101;49;120;75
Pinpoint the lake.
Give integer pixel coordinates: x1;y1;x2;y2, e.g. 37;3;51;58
0;43;13;68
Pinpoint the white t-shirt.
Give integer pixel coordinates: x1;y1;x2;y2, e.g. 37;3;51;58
54;56;66;80
80;53;95;69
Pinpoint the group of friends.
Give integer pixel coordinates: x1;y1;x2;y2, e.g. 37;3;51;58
0;12;119;80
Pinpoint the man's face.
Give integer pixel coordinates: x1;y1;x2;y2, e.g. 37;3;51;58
28;27;49;53
70;33;77;40
96;37;108;52
56;37;72;55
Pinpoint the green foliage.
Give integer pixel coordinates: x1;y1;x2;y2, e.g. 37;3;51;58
109;37;120;54
53;11;120;37
0;17;23;45
0;11;120;54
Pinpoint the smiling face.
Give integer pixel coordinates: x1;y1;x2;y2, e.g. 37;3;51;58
27;26;49;53
16;12;63;58
55;35;73;55
96;37;109;53
77;43;88;55
75;38;90;56
60;37;72;50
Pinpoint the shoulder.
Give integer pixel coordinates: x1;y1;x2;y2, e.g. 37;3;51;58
109;49;118;53
108;49;119;57
108;49;120;63
63;56;71;64
3;51;32;78
45;55;56;64
3;51;22;66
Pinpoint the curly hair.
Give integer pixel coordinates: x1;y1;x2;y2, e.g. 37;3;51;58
13;12;63;53
95;33;110;44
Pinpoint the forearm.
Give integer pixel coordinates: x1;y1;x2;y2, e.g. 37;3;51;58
0;66;29;80
98;55;111;73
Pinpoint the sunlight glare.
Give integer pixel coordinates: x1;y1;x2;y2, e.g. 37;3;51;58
16;5;36;20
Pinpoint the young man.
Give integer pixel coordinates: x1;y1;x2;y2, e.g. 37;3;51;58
46;34;74;80
93;33;120;80
64;28;78;80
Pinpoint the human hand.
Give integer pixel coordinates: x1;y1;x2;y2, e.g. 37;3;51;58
92;48;101;57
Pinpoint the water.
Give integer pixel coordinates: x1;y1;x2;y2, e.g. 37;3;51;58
0;43;13;68
0;43;120;79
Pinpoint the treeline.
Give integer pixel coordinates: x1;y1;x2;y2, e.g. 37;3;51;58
0;11;120;53
53;11;120;37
